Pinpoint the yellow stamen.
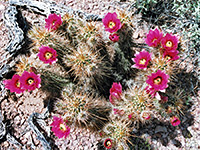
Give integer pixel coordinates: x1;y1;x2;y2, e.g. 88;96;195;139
166;41;173;47
16;81;20;88
152;38;157;42
45;52;53;60
153;77;162;85
27;78;34;85
52;21;55;25
109;21;115;28
106;141;112;147
59;124;67;131
139;58;146;65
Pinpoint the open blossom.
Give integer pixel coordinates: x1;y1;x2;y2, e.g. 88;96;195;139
102;12;121;33
109;82;122;105
146;70;169;91
161;33;179;51
45;13;62;31
170;116;181;126
140;111;151;120
109;33;119;42
38;46;57;65
20;71;41;91
3;74;24;94
50;116;70;139
104;138;112;149
145;28;163;47
131;50;151;69
163;50;179;61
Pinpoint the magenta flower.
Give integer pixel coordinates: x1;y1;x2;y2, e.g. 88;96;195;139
109;33;119;42
159;94;168;103
161;33;179;51
50;116;70;139
170;116;181;126
113;108;124;116
3;74;24;94
109;82;122;105
163;50;179;61
45;13;62;31
104;138;112;149
38;46;57;65
131;50;152;69
102;12;121;33
145;28;163;47
141;111;151;120
20;71;41;91
146;70;169;91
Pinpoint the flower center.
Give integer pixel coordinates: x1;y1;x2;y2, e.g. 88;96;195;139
52;20;56;25
109;21;115;29
153;77;162;85
45;52;53;60
139;58;146;65
152;38;157;42
106;140;112;147
27;78;34;85
59;123;67;131
166;41;173;47
16;81;20;88
173;119;178;123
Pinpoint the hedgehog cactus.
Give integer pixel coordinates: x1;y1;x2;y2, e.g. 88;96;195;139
2;9;192;149
55;89;110;130
101;119;134;150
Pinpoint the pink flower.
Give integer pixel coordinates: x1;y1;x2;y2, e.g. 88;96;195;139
3;74;24;94
131;50;151;69
109;82;122;105
128;113;134;120
163;50;180;61
113;108;124;116
104;138;112;149
50;116;70;139
145;28;163;47
45;13;62;31
170;116;181;126
161;33;179;51
102;12;121;33
20;71;41;91
38;46;57;65
141;111;151;120
109;33;119;42
146;70;169;91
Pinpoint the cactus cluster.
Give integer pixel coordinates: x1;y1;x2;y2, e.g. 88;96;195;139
2;8;192;150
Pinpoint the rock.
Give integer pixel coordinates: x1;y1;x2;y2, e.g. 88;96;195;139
155;126;167;133
24;132;31;141
14;116;21;125
21;138;28;144
3;141;10;147
32;133;40;146
172;139;182;148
